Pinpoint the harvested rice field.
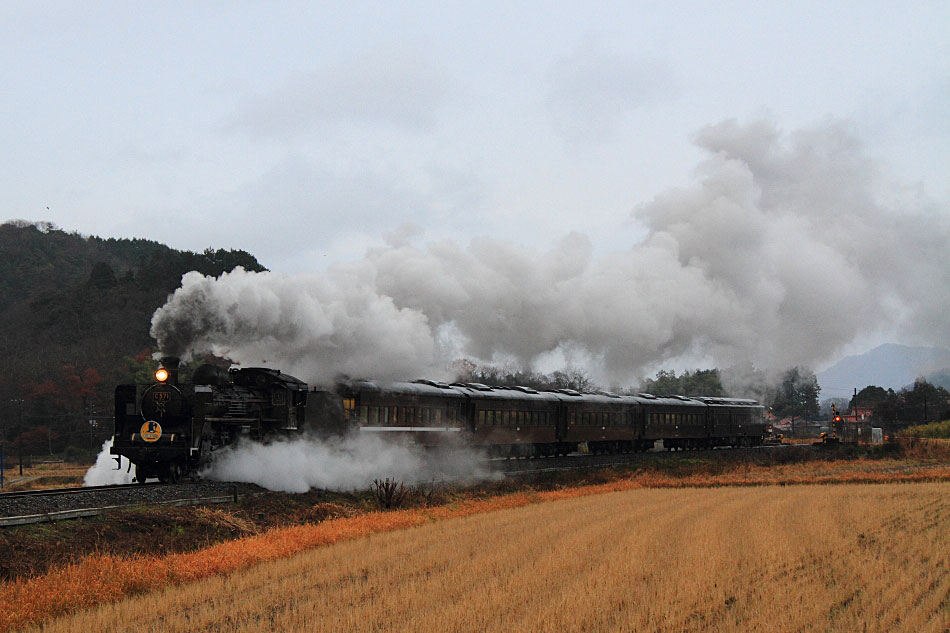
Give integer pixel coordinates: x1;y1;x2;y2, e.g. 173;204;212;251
30;482;950;633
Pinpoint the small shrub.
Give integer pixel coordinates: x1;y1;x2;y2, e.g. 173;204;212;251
372;478;410;509
411;482;446;507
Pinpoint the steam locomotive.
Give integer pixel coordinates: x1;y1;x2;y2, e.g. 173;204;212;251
111;356;766;483
111;357;308;483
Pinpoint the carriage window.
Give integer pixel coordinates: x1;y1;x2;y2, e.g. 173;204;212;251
434;409;442;424
478;410;485;424
448;409;456;423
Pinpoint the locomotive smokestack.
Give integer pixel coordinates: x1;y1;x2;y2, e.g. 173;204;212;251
160;356;181;385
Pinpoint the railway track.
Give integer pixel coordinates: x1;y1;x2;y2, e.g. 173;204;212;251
0;481;255;528
0;482;164;500
496;442;795;477
0;444;799;527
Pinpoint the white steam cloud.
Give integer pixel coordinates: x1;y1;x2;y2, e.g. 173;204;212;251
202;434;496;493
84;439;135;486
151;119;949;386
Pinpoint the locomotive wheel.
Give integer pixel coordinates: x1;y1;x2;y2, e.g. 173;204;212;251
134;464;151;484
160;463;183;484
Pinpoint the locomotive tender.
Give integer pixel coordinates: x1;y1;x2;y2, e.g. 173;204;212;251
112;356;766;483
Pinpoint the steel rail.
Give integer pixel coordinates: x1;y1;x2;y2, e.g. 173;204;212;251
0;482;168;500
0;491;242;528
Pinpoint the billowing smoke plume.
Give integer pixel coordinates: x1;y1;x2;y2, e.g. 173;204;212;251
151;119;949;386
203;434;496;493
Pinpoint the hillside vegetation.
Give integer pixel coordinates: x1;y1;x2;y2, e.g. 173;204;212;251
0;221;265;452
31;482;950;633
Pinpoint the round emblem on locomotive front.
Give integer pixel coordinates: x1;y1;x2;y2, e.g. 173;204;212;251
140;421;163;442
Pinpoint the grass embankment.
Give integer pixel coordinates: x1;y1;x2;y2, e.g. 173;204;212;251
903;419;950;439
31;483;950;633
2;447;949;632
0;461;88;491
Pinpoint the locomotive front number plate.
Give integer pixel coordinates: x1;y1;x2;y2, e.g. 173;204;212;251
140;421;163;442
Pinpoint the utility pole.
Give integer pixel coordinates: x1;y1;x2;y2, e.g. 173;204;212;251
11;398;23;476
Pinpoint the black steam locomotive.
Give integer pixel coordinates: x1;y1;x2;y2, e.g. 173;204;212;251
111;357;308;483
111;357;766;483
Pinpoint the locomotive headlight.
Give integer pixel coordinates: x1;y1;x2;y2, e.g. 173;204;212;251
155;368;169;382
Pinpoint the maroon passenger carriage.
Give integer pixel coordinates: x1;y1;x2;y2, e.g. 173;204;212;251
327;379;766;457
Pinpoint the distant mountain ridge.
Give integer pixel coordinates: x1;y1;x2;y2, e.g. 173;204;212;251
818;344;950;398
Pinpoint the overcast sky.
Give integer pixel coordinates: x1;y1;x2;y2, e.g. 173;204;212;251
3;2;947;270
3;2;949;379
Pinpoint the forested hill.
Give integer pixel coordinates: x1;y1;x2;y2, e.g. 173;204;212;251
0;220;265;452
